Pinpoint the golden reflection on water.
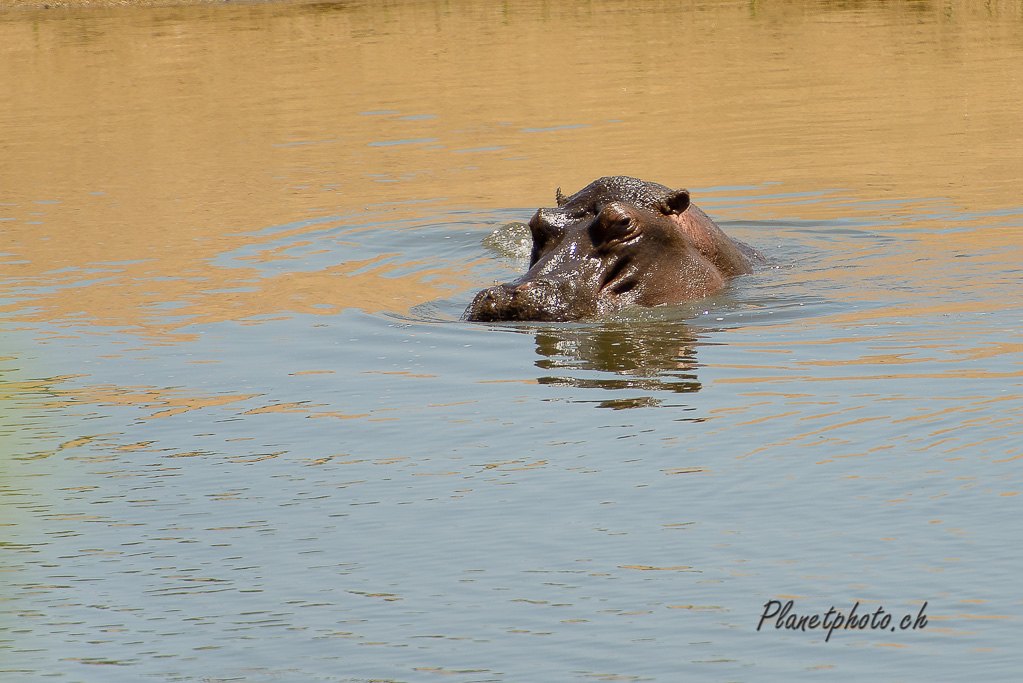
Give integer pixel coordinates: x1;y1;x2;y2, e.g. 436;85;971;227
2;0;1023;329
712;384;1023;466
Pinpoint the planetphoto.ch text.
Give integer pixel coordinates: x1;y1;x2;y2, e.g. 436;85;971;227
757;599;928;642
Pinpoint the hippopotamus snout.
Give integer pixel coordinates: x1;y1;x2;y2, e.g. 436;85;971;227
465;278;590;322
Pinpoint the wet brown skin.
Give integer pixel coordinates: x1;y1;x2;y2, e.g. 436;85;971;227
463;176;761;322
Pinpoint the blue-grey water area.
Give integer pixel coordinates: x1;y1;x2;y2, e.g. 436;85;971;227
2;1;1022;681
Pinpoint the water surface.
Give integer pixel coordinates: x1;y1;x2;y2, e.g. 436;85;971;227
1;1;1022;681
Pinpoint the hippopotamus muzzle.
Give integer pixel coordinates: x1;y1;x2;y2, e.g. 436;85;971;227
465;278;595;323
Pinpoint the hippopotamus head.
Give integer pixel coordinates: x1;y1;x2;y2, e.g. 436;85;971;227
463;176;759;322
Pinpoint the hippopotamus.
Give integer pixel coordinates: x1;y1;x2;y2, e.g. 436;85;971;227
463;176;761;322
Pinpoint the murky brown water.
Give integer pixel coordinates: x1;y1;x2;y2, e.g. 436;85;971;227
3;0;1022;327
2;1;1022;681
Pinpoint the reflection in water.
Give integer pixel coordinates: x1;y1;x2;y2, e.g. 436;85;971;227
531;323;702;408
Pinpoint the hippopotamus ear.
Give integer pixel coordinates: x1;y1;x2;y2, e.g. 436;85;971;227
656;189;691;216
555;187;567;207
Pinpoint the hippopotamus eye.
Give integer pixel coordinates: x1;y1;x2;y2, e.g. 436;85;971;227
591;205;637;246
529;210;565;244
528;208;571;266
